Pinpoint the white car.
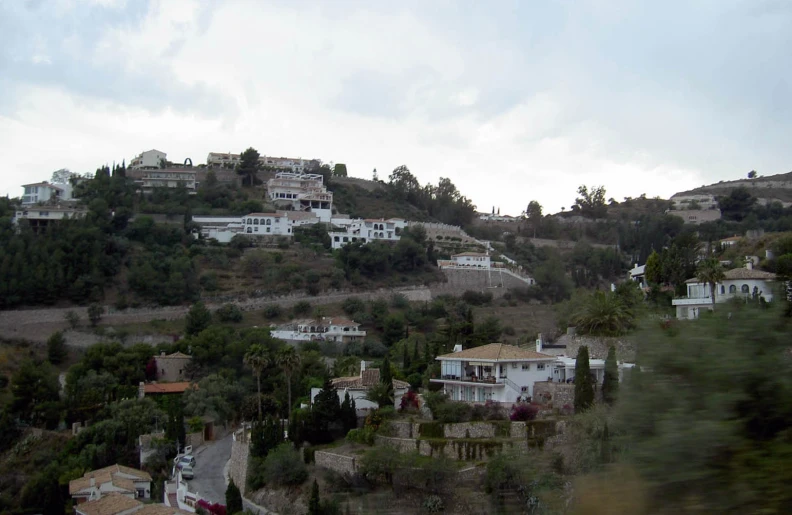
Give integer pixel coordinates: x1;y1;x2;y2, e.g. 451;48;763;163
181;465;194;480
174;455;196;469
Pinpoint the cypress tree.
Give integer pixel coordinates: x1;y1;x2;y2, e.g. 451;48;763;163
225;479;243;515
402;343;410;370
381;355;394;405
412;341;419;365
574;346;595;413
602;345;619;405
308;479;321;515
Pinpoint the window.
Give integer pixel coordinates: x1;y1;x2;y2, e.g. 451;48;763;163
741;284;750;293
729;285;737;293
266;219;271;225
537;363;545;371
720;285;725;294
253;219;259;225
521;364;530;370
266;227;270;233
254;226;259;232
247;218;252;224
246;227;252;233
334;236;340;242
511;363;518;369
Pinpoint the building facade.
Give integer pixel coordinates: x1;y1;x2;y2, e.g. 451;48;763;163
154;352;192;382
672;265;777;319
21;181;72;205
127;169;197;192
451;252;491;268
311;361;410;414
241;212;293;236
329;218;407;249
129;149;167;169
267;171;333;222
271;317;366;343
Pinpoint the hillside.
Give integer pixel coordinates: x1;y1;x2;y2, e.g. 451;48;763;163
673;171;792;205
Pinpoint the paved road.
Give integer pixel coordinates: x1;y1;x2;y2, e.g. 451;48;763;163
188;433;233;505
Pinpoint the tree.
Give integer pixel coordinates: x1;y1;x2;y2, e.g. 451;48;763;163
165;396;186;449
379;355;394;407
574;346;594;413
87;303;104;327
308;479;321;515
525;200;543;238
382;314;405;347
10;360;60;426
277;346;301;416
46;331;68;364
696;258;725;311
225;479;243;515
602;345;619;406
65;310;80;330
185;301;212;336
572;291;635;337
244;344;270;420
644;250;662;285
718;186;756;221
341;391;357;432
333;163;348;177
251;415;284;458
748;170;757;179
236;147;261;187
574;185;608;218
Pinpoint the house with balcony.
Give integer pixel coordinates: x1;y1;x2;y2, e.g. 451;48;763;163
267;171;333;222
629;263;647;289
13;206;87;231
271;317;366;344
431;343;557;404
329;218;407;249
69;464;152;504
21;181;73;205
129;149;167;169
241;212;294;237
672;264;777;319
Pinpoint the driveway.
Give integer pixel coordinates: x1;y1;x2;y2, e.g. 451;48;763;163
187;432;233;505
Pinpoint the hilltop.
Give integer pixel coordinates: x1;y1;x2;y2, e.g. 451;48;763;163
673;171;792;206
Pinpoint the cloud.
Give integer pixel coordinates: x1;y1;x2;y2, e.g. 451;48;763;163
1;0;790;215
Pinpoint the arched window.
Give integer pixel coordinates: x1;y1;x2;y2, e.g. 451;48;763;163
741;284;750;293
729;285;737;293
246;227;252;233
253;219;259;225
720;285;725;295
266;219;271;226
247;218;252;224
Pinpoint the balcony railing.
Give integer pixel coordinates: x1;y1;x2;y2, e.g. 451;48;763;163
435;375;505;385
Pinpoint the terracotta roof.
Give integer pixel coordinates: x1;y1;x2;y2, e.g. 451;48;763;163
143;382;194;394
74;493;140;515
92;464;152;482
331;369;409;390
134;505;193;515
156;352;192;359
685;268;777;283
244;212;283;218
452;252;488;257
436;343;555;361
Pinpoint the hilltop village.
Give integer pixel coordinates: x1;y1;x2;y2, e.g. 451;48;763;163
1;148;792;515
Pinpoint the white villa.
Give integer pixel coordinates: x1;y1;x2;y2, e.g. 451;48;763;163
449;252;491;268
267;171;333;222
69;464;152;505
21;181;74;205
129;149;167;169
192;210;321;243
672;264;777;319
329;218;407;249
242;212;294;236
431;343;557;404
271;316;366;344
13;205;86;229
629;263;647;289
311;361;410;414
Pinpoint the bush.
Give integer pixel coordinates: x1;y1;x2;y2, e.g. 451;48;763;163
503;325;516;336
346;427;376;445
399;390;421;413
509;402;540;421
434;401;473;423
472;401;506;421
423;495;445;513
343;341;363;356
293;300;312;316
46;331;68;365
362;340;388;358
462;290;493;306
390;293;409;309
215;303;243;323
423;391;450;419
263;304;283;319
200;273;219;292
259;443;307;487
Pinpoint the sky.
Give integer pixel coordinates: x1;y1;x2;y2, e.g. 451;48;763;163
1;0;791;215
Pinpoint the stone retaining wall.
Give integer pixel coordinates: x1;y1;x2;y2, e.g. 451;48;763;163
375;435;528;461
443;422;497;439
314;451;359;475
229;428;251;495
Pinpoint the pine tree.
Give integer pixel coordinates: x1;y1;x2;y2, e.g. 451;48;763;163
602;345;619;405
341;391;357;432
308;479;321;515
46;331;68;364
574;346;595;413
226;479;243;515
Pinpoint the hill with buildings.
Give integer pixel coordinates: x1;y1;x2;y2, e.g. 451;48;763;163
672;171;792;206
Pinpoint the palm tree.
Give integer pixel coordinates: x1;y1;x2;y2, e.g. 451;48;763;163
277;347;301;418
696;258;725;312
243;344;270;420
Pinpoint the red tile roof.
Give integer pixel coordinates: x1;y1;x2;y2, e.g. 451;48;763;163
143;382;194;394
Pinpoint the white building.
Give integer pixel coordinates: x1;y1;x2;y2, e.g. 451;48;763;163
21;181;73;205
128;169;197;192
670;194;719;211
271;316;366;343
242;212;294;236
431;343;557;404
191;216;244;243
129;149;167;169
450;252;491;268
629;264;647;288
13;206;87;229
69;464;152;504
206;151;241;167
672;264;777;319
267;171;333;222
329;218;407;249
310;361;410;415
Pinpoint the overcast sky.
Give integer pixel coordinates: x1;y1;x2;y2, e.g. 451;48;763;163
2;0;790;215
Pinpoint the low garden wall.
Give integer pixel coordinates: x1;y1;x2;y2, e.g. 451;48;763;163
314;451;359;475
375;435;529;462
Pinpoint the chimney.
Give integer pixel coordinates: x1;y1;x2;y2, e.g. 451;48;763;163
453;344;463;353
360;360;366;373
746;260;753;270
536;334;543;353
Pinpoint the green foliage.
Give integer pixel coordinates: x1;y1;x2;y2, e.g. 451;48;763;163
342;297;365;315
87;303;105;327
346;426;376;445
382;314;405;347
360;444;403;485
718;186;757;221
308;479;321;515
10;360;61;427
65;310;80;329
534;258;573;302
696;257;726;309
216;303;243;323
461;290;493;306
183;374;246;425
226;479;243;515
332;163;348;177
615;303;792;512
386;167;476;226
602;346;619;406
46;331;68;364
574;185;608;218
263;304;283;319
185;301;212;336
644;250;662;285
294;223;332;251
293;300;312;316
237;147;261;187
574;346;594;413
251;416;285;458
165;396;186;446
572;291;635;337
259;443;307;487
340;391;357;433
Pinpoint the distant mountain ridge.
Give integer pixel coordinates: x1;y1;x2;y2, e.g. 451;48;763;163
672;171;792;206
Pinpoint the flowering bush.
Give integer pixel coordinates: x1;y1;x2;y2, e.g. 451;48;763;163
509;402;540;421
399;390;421;413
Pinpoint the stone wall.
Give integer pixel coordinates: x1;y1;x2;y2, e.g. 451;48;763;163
229;428;251;495
555;334;636;361
375;435;528;462
430;268;531;298
387;421;526;440
443;422;497;439
185;431;204;450
314;451;359;475
533;382;575;410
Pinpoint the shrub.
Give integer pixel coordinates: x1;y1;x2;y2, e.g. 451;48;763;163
292;300;312;316
64;310;80;329
263;304;282;319
346;427;376;446
462;290;493;306
87;303;105;327
399;390;421;413
362;340;388;358
509;402;540;421
343;341;363;356
503;325;516;336
406;373;423;390
46;331;68;365
259;443;307;487
390;293;409;309
303;446;316;464
423;495;444;513
200;273;219;292
423;391;450;419
215;303;243;323
434;401;473;423
360;445;403;485
472;401;506;421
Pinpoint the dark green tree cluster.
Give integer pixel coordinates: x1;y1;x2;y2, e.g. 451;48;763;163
289;379;341;445
335;228;434;281
251;416;285;458
387;166;477;226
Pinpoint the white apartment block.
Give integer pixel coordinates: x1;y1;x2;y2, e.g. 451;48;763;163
129;149;167;170
21;182;73;205
267;171;333;222
329;218;407;249
242;212;294;236
13;206;87;229
128;170;197;192
207;152;319;173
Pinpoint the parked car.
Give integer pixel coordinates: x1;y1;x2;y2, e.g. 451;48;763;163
181;465;194;480
174;455;196;469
